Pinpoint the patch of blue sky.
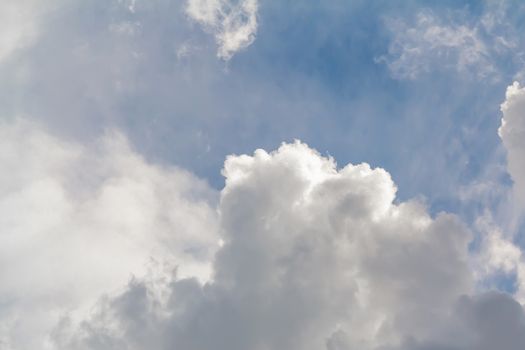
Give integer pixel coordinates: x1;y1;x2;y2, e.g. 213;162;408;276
479;270;519;295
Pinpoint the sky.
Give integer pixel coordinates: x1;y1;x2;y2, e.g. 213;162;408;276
1;0;525;349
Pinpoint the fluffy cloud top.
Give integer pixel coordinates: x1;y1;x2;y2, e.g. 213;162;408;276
185;0;258;59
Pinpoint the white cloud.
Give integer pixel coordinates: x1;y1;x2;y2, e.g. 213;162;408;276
0;120;219;349
52;141;479;350
185;0;258;60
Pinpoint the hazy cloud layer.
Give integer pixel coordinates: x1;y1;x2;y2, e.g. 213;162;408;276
0;0;44;63
0;120;218;349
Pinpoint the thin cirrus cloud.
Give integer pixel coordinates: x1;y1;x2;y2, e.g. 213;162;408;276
379;6;524;81
380;11;493;80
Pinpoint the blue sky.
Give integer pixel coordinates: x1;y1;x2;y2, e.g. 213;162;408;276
2;1;525;349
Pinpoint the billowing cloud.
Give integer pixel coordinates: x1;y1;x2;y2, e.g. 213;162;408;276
52;141;483;350
185;0;258;60
0;120;219;349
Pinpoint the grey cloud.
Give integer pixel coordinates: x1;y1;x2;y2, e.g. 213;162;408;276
389;292;525;350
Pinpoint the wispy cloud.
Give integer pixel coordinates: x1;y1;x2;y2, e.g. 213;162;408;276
379;4;525;81
380;10;493;80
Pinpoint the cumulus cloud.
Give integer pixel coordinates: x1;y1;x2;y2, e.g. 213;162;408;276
185;0;258;60
51;141;484;350
0;120;219;349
